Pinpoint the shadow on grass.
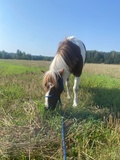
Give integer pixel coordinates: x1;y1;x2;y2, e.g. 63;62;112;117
61;86;120;122
90;87;120;112
63;106;107;122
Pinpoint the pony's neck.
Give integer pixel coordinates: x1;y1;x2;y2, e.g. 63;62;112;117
49;54;70;82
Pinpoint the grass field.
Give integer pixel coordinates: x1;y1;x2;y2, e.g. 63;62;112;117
0;60;120;160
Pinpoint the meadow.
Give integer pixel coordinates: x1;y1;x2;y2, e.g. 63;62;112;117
0;59;120;160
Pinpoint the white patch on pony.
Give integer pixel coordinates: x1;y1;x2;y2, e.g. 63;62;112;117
65;80;71;99
73;77;80;107
45;90;49;108
50;54;70;82
45;82;54;108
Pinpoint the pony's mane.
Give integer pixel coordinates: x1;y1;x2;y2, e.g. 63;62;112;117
43;71;59;88
57;39;81;58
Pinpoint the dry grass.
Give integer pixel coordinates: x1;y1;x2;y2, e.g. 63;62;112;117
83;63;120;79
0;100;60;159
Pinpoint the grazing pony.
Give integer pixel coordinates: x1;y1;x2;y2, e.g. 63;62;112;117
43;36;86;110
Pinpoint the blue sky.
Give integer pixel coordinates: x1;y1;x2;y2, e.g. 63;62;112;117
0;0;120;56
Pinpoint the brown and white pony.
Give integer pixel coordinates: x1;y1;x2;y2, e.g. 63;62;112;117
43;36;86;110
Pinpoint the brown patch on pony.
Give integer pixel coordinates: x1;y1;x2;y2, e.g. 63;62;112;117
57;39;83;77
43;71;58;90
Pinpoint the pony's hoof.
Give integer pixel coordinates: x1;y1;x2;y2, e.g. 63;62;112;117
73;103;77;107
67;96;71;99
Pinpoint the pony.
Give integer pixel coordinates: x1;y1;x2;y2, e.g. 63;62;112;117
43;36;86;110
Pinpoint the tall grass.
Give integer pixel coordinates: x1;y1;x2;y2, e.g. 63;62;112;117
0;60;120;159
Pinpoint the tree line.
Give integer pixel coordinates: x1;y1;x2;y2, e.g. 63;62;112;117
0;49;120;64
0;50;53;61
86;50;120;64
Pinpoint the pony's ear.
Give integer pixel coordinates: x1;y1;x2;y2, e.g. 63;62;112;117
41;70;45;74
58;69;64;76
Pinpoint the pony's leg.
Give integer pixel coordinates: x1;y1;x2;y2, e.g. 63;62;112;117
73;77;80;107
65;79;71;99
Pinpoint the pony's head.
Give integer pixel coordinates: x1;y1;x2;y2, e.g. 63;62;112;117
43;69;64;110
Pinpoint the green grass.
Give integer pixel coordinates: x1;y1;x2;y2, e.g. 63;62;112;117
0;60;42;75
81;73;120;111
0;60;120;160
